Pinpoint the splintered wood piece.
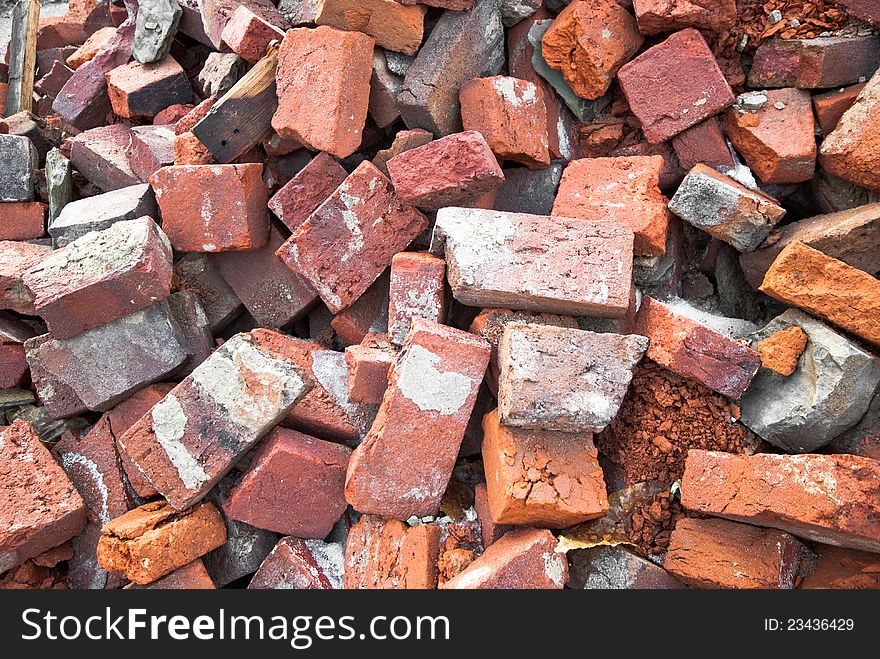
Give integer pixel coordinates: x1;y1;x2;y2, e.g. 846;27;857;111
5;0;41;116
191;43;279;163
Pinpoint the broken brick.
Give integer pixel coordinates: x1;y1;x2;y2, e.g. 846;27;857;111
249;537;345;589
127;124;176;182
69;124;140;192
388;251;448;345
813;83;865;136
267;152;348;233
344;516;441;589
0;241;51;314
671;117;736;172
749;36;880;90
344;339;396;404
48;183;158;247
0;201;45;242
633;0;737;35
315;0;425;56
756;325;808;376
221;4;287;64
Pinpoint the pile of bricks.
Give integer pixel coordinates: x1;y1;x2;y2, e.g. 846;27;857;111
2;0;880;591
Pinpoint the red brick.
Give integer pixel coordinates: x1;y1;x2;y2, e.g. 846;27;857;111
671;117;735;172
223;428;350;537
474;482;509;548
723;89;816;184
633;0;737;34
267;152;348;233
482;409;607;527
272;26;374;158
117;330;313;510
153;103;195;126
838;0;880;27
441;527;566;589
813;83;865;135
36;16;87;50
330;272;390;346
0;340;28;389
632;295;761;398
97;500;226;584
552;156;669;257
760;241;880;348
34;61;75;99
210;223;317;329
388;251;447;345
66;26;116;70
345;339;396;404
344;516;441;589
0;201;46;240
173;131;216;166
315;0;425;56
22;217;173;340
541;0;643;100
106;57;193;120
372;128;433;176
432;207;634;317
386;131;505;211
151;163;269;252
749;36;880;89
69;124;140;192
460;76;550;169
665;517;812;589
127;125;175;183
221;5;287;63
345;318;490;518
200;0;280;49
801;545;880;590
276;160;428;314
249;537;344;589
0;420;87;573
397;0;471;7
130;559;216;589
0;241;50;314
682;450;880;553
618;29;735;144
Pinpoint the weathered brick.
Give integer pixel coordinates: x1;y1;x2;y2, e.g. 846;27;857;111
344;516;441;589
441;527;566;589
221;4;287;63
459;76;550;169
66;26;117;69
497;322;647;432
117;330;312;509
272;26;374;158
739;203;880;289
25;300;189;417
97;500;226;584
128;559;216;589
568;545;684;589
671;117;736;172
200;0;280;49
495;162;564;215
194;52;246;99
760;241;880;348
0;135;38;202
267;152;348;233
633;0;737;34
344;339;396;404
801;545;880;590
398;0;504;136
35;60;75;99
723;89;816;184
276;160;428;314
431;207;634;317
669;164;786;252
173;253;242;332
330;272;390;346
127;125;175;182
665;517;812;589
345;318;490;518
315;0;425;55
0;112;62;165
482;408;607;527
150;163;269;252
0;202;45;242
0;340;28;389
819;71;880;192
617;29;735;143
210;223;317;329
69;124;140;192
22;217;173;339
249;537;345;589
48;183;157;247
552;156;669;257
388;251;447;345
0;420;86;573
541;0;643;100
631;295;761;398
223;427;351;537
387;131;505;211
813;83;865;135
683;450;880;553
749;36;880;89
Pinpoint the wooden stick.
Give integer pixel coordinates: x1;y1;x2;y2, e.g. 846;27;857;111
192;43;280;163
5;0;40;116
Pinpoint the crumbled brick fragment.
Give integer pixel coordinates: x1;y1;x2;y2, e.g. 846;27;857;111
633;0;737;35
221;5;287;63
672;117;736;172
344;516;441;589
756;326;808;376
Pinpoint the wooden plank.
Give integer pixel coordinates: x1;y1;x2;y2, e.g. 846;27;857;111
191;43;280;163
5;0;40;116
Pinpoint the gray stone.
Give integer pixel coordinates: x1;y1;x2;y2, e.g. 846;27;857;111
398;0;505;136
196;51;247;99
0;134;37;202
167;291;214;376
45;148;72;225
829;384;880;459
384;49;414;77
500;0;540;27
276;0;318;26
173;253;243;332
527;20;610;123
568;546;685;589
49;184;158;247
811;169;880;214
24;300;189;419
494;162;564;215
633;254;675;288
203;473;278;587
740;309;880;453
133;0;183;64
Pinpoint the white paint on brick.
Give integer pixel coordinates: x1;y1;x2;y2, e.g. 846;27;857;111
396;344;472;415
305;539;345;590
336;182;365;263
310;349;355;414
60;451;110;523
492;77;536;107
433;208;516;286
543;550;566;587
151;394;209;491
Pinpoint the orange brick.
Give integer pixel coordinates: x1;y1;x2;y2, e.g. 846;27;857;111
315;0;425;56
